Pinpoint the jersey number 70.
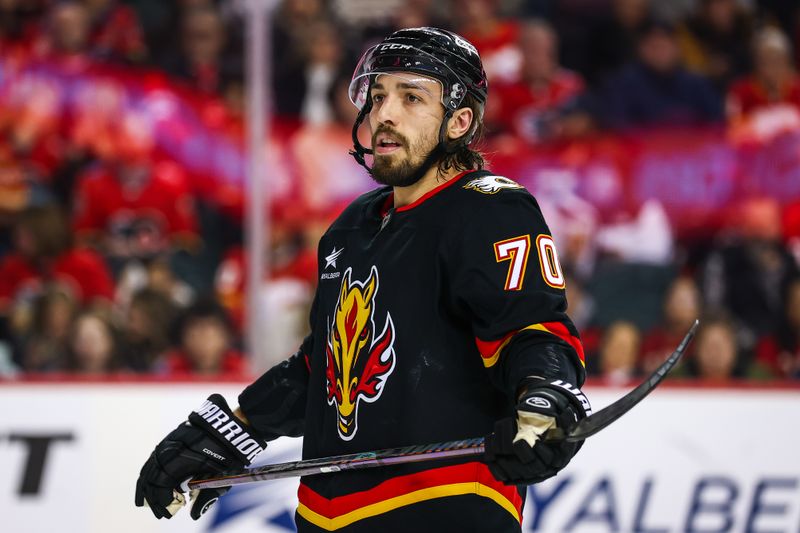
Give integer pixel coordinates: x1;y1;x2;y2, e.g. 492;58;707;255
494;234;565;291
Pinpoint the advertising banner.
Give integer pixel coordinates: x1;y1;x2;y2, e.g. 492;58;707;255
2;383;799;532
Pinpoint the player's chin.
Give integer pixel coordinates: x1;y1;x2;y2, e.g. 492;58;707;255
372;153;402;171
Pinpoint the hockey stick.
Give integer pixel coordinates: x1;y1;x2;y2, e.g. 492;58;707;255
189;320;698;491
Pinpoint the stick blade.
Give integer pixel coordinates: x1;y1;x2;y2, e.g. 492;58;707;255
565;320;699;442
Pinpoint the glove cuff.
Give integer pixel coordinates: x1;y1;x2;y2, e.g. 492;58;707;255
188;394;268;465
517;378;592;418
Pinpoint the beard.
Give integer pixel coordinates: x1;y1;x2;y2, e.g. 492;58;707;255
370;126;438;187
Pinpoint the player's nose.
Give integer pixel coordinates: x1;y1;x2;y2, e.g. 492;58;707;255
374;93;402;126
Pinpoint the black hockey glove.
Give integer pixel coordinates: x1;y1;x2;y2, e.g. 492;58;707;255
135;394;267;520
485;379;590;485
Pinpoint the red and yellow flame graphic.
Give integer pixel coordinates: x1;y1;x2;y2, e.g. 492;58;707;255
325;266;396;441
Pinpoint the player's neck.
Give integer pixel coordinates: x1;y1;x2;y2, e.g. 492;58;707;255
392;165;467;208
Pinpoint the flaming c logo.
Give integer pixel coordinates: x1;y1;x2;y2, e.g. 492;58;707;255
325;266;396;441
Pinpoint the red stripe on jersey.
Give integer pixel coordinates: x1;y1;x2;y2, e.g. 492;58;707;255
476;321;585;367
395;171;469;212
379;193;394;218
538;321;585;365
475;331;517;365
297;462;522;525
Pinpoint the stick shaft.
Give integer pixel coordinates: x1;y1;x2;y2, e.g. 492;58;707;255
188;321;698;491
190;440;485;490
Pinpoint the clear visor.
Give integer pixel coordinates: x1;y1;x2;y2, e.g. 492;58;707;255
348;43;466;111
353;72;443;110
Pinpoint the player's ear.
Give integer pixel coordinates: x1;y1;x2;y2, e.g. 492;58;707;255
446;107;473;142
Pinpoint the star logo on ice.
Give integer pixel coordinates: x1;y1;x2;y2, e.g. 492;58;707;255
325;247;344;270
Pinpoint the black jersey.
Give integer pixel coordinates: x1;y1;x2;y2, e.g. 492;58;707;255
239;169;585;532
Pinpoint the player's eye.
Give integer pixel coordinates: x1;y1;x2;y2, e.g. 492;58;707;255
372;93;385;104
406;93;422;103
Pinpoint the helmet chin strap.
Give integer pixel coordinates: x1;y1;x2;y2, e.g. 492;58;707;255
350;103;457;187
349;102;373;171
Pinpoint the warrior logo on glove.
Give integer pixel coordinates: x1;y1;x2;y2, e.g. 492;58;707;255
325;266;396;441
194;399;265;461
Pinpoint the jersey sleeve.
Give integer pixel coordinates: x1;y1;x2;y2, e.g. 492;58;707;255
159;164;199;243
445;186;585;392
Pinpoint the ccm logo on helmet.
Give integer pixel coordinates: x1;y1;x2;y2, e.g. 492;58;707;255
378;43;412;51
195;400;265;462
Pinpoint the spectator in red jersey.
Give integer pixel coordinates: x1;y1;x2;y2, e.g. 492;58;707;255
641;275;701;375
163;298;246;377
0;0;46;54
215;203;317;334
488;19;587;143
676;0;753;92
18;286;76;372
727;27;800;126
82;0;147;63
0;205;114;346
72;110;199;275
0;58;73;199
83;0;147;63
66;309;125;374
452;0;520;83
754;278;800;379
36;0;146;64
160;5;236;95
785;199;800;266
120;288;177;372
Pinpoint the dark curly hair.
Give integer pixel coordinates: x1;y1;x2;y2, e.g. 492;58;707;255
437;94;485;174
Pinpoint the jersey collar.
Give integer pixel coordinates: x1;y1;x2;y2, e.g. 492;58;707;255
394;170;472;213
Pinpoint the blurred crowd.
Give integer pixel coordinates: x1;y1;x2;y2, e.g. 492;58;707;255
0;0;799;383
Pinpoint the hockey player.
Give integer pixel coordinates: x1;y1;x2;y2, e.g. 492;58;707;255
135;27;589;532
